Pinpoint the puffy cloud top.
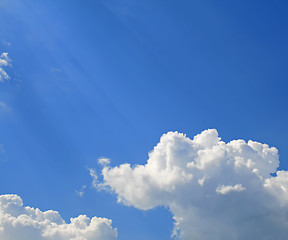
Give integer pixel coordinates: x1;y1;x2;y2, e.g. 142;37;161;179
0;194;117;240
98;129;288;239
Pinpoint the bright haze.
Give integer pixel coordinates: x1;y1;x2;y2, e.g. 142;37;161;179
0;0;288;239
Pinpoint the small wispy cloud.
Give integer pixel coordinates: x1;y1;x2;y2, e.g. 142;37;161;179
0;101;11;112
89;168;107;191
75;185;87;197
89;168;99;188
50;68;61;73
98;157;111;166
0;52;11;82
1;41;11;47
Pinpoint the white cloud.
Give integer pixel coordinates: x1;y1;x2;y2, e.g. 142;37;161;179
216;184;246;195
89;168;98;188
0;52;11;81
98;157;111;166
96;129;288;239
89;168;106;191
264;170;288;206
0;194;117;240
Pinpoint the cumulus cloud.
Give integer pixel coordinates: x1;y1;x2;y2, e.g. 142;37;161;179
0;194;117;240
96;129;288;239
0;52;11;81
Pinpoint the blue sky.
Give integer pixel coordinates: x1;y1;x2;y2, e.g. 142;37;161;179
0;0;288;239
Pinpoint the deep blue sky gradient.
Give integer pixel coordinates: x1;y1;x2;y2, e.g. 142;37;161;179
0;0;288;239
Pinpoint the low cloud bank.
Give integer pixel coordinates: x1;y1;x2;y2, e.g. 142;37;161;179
0;194;117;240
96;129;288;239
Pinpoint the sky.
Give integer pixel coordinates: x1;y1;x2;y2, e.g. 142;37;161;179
0;0;288;239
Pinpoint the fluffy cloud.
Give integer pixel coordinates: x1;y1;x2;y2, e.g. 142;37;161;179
0;52;11;81
0;194;117;240
96;129;288;239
